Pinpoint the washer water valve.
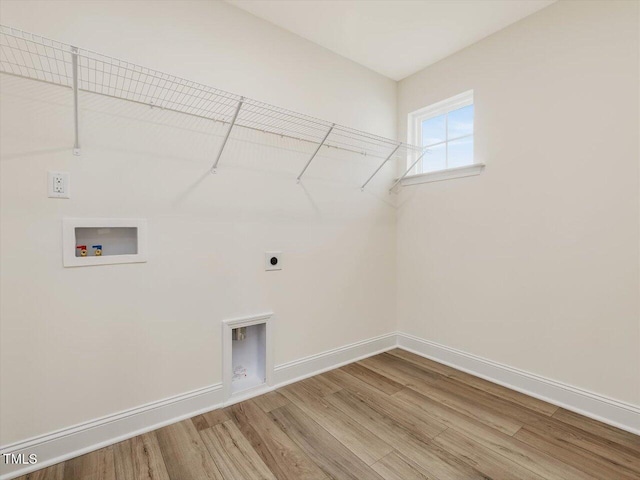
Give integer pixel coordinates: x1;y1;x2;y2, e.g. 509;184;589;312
92;245;103;256
76;245;87;257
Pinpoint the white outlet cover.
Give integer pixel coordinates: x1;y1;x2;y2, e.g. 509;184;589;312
48;171;70;198
265;252;283;271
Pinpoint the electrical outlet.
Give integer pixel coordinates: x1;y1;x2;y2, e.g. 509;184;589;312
265;252;283;271
53;176;64;193
48;171;70;198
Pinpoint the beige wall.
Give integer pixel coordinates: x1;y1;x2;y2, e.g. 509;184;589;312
3;0;639;451
0;0;397;445
0;0;395;137
397;0;640;405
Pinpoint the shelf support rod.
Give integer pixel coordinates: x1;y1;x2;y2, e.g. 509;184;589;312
211;97;244;173
388;148;429;193
360;143;401;191
71;46;80;156
297;124;334;182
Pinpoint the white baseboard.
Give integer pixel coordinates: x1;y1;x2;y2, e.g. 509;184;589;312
273;332;397;387
0;384;225;480
397;332;640;436
3;331;638;479
0;331;396;480
220;332;397;409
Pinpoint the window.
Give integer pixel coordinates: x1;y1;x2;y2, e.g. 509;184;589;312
408;90;475;176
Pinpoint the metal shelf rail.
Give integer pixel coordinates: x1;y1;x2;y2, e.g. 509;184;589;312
0;25;424;190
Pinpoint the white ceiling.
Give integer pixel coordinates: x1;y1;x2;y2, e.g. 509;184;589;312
226;0;556;81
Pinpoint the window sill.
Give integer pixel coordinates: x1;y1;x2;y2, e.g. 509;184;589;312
401;163;485;187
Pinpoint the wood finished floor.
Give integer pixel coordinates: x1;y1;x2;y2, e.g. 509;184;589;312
18;349;640;480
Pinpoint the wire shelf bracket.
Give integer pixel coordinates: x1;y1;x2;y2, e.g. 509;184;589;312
361;143;401;191
71;46;80;156
211;97;244;173
389;149;430;194
296;124;334;183
0;24;424;190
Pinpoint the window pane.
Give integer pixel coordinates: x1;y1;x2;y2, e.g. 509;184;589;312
422;143;446;172
447;136;474;168
447;104;473;139
421;114;446;147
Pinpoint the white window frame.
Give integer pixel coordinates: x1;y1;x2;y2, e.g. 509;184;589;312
406;90;482;183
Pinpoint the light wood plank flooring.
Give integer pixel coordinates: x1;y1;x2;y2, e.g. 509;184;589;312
17;349;640;480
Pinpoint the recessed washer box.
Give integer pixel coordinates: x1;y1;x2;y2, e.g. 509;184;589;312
62;218;148;267
222;313;273;401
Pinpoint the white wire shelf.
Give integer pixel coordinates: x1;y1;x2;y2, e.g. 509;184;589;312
0;24;424;189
